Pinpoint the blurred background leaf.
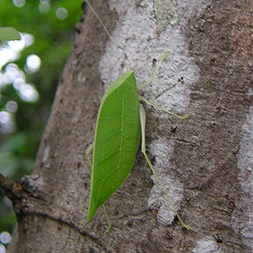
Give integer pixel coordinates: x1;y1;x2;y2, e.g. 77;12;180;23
0;0;83;239
0;27;20;41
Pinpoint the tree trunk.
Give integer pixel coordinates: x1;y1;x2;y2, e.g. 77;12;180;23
6;0;252;252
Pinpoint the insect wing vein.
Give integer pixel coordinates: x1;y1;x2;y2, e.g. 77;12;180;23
88;72;141;220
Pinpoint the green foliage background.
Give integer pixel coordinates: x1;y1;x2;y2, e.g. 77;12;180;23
0;0;83;234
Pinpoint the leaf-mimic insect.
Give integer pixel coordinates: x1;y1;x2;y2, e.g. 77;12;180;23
85;0;193;232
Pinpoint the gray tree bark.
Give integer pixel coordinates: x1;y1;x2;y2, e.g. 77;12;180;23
6;0;252;252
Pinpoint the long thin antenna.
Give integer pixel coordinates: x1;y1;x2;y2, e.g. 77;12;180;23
86;0;112;39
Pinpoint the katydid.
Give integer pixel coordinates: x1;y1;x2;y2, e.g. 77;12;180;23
85;0;193;232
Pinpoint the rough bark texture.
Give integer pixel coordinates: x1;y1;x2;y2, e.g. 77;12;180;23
7;0;252;252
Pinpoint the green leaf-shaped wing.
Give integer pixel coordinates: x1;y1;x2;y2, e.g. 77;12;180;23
88;71;141;221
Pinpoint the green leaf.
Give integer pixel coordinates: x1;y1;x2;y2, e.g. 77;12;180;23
0;27;20;41
88;72;141;221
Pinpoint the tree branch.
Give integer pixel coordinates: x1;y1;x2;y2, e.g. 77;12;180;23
0;173;24;201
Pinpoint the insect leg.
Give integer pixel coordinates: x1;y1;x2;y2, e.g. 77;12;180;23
138;52;168;91
139;104;194;231
85;142;94;169
102;205;112;233
139;96;189;120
